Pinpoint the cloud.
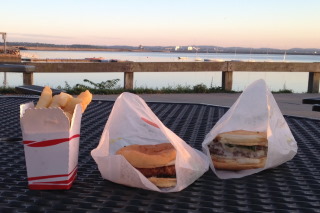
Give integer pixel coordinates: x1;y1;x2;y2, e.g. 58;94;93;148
11;33;73;39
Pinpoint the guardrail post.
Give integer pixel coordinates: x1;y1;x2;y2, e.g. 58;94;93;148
23;72;33;85
308;72;320;93
124;72;134;90
222;62;233;91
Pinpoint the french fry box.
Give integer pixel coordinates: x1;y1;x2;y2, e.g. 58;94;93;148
20;102;82;190
91;92;209;192
202;79;298;179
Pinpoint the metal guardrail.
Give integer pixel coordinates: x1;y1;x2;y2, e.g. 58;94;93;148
0;64;35;86
1;61;320;93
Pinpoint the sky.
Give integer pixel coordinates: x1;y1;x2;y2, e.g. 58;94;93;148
1;0;320;49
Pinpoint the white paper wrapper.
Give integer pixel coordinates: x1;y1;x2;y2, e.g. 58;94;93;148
202;79;298;179
91;92;209;192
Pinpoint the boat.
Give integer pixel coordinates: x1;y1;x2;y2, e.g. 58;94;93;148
85;57;106;62
109;59;133;63
204;58;224;62
194;58;203;61
178;57;188;60
283;51;287;62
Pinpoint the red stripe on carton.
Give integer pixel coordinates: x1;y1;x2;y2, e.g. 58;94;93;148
28;165;77;181
28;166;78;190
24;134;80;147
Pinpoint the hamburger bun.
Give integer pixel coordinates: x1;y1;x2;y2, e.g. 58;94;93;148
216;130;268;146
116;143;176;168
116;143;177;188
211;155;267;170
209;130;268;170
148;177;177;188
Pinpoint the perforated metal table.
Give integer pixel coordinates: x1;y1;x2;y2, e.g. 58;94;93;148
1;96;320;212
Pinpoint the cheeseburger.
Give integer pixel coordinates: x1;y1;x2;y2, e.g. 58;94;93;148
209;130;268;170
116;143;176;188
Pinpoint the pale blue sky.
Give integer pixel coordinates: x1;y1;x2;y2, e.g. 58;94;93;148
1;0;320;48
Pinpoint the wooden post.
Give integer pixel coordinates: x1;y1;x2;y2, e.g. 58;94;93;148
23;72;33;85
222;71;233;91
124;72;134;90
307;72;320;93
221;62;233;91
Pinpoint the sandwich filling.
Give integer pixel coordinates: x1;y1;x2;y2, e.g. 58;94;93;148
116;143;177;180
209;139;268;161
136;165;176;178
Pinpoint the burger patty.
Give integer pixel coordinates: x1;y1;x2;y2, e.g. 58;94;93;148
136;165;176;178
209;140;268;158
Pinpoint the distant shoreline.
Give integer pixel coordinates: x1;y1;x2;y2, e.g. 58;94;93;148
3;41;319;55
18;46;153;52
0;45;317;55
17;46;319;55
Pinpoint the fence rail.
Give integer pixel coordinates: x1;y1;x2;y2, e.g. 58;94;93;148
1;61;320;93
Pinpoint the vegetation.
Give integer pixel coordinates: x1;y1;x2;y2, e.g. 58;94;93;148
58;79;228;94
0;79;293;95
272;83;293;93
0;86;18;94
272;88;293;93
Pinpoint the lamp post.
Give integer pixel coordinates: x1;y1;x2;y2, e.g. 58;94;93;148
1;32;6;54
1;32;7;86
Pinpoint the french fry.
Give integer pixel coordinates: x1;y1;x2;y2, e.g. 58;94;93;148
62;97;82;115
64;111;73;122
35;86;53;108
35;87;92;123
49;92;73;108
77;90;92;112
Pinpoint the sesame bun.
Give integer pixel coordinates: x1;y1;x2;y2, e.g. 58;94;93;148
116;143;176;168
216;130;268;146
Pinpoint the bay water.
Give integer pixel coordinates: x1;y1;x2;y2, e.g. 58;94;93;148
3;50;320;93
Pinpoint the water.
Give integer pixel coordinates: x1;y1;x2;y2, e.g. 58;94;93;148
2;50;320;93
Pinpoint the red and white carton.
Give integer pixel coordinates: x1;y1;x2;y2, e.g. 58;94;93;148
20;102;82;190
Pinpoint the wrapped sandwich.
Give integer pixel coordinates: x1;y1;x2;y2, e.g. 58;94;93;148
91;92;209;192
209;130;268;170
116;143;177;188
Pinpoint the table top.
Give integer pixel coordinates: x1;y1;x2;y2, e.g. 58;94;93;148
1;96;320;212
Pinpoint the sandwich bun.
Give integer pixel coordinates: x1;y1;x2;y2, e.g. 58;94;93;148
211;155;267;170
116;143;177;188
210;130;268;170
148;177;177;188
216;130;268;146
116;143;176;168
